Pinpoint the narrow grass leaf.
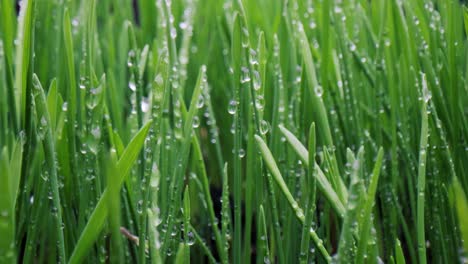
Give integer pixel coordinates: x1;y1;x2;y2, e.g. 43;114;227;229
32;74;66;262
0;148;15;262
255;134;331;262
279;125;346;217
452;177;468;253
356;147;384;263
417;74;429;264
69;121;152;264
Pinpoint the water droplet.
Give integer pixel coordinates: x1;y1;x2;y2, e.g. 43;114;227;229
141;97;150;113
154;74;164;86
91;126;101;139
62;102;68;112
187;231;195;246
314;85;323;97
384;39;391;47
179;22;188;30
255;95;265;111
240;67;251;84
249;49;258;65
127;50;135;67
80;143;87;154
228;100;238;115
309;21;317;29
40;116;47;126
238;148;245;158
253;71;261;90
170;28;177;39
196;95;204;109
137;200;143;214
242;27;249;47
421;72;431;103
260;120;269;135
192;116;200;128
129;75;136;91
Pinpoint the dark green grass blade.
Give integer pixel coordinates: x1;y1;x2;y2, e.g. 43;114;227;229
356;148;384;263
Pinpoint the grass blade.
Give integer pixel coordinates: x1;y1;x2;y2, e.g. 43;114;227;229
15;0;35;129
356;147;384;263
417;73;430;264
68;120;152;264
279;125;346;217
452;176;468;254
0;147;15;262
255;134;331;262
32;74;66;262
299;123;317;264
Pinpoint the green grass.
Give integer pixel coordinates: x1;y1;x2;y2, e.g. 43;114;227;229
0;0;467;263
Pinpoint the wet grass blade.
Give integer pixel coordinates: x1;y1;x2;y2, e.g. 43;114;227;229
452;176;468;253
395;239;406;264
417;74;430;264
257;206;271;264
0;148;15;262
15;0;35;129
32;74;66;262
299;123;317;264
183;187;191;264
255;134;331;262
279;125;346;217
356;147;384;263
68;120;152;264
221;163;231;264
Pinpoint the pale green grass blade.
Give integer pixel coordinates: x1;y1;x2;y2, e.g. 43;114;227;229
279;124;346;217
299;123;316;264
161;65;206;256
69;120;152;264
417;74;430;264
337;147;365;263
15;0;35;129
1;0;466;262
255;135;331;262
32;74;66;262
